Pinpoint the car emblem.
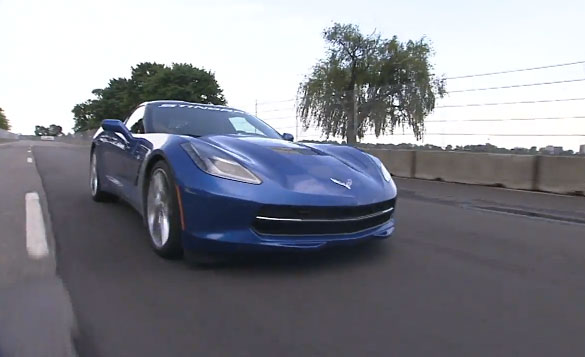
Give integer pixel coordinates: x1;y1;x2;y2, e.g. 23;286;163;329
330;178;352;190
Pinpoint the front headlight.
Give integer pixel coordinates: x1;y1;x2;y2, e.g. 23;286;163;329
367;154;392;182
181;142;262;184
379;162;392;182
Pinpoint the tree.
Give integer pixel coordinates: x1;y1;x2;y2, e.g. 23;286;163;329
0;107;10;131
34;124;62;136
72;62;226;132
34;126;48;136
297;23;446;145
49;124;63;136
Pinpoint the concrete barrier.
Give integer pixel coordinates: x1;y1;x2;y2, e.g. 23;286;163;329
366;149;585;196
537;156;585;194
364;149;414;177
413;151;536;190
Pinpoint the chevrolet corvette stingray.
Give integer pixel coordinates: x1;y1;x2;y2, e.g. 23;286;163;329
90;100;397;263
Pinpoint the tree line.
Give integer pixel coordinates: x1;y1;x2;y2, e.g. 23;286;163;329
71;24;442;143
35;125;63;136
0;107;10;131
0;106;64;136
72;63;225;132
297;23;444;144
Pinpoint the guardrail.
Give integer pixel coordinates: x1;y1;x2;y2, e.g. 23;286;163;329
365;149;585;196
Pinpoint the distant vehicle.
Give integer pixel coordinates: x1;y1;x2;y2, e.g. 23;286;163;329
40;136;55;141
90;101;397;263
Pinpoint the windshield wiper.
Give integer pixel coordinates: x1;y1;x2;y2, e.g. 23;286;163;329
184;134;201;138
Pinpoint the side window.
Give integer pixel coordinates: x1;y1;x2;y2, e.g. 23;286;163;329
229;116;262;135
126;106;146;134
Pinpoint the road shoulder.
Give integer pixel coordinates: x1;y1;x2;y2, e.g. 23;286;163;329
396;177;585;220
0;141;77;357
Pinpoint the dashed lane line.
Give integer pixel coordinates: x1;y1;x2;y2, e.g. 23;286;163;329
25;192;49;259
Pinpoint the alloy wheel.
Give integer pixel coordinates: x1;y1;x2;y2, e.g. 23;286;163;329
90;153;98;196
147;169;171;248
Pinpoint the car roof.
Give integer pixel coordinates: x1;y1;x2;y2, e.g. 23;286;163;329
143;100;242;112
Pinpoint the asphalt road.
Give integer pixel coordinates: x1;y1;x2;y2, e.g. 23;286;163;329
0;141;76;357
5;140;585;356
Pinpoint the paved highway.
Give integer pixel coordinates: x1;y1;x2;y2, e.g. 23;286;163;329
2;140;585;356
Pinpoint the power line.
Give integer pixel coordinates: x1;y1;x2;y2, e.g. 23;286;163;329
257;99;296;106
258;108;294;114
364;133;585;137
256;61;585;103
436;97;585;108
449;78;585;93
298;134;324;138
426;115;585;123
272;116;585;126
263;114;585;125
446;60;585;80
256;77;585;105
270;115;585;125
301;131;585;138
261;115;295;121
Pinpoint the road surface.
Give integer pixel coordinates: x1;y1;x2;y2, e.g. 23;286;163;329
2;140;585;356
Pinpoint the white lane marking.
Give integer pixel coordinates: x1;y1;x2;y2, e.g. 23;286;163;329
27;157;33;163
25;192;49;258
497;186;580;198
468;206;585;227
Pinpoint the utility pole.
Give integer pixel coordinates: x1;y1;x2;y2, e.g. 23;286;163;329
353;83;358;144
295;115;299;141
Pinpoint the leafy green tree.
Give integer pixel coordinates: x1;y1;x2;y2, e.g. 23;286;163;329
142;63;226;104
72;62;226;132
35;125;49;136
49;124;63;136
72;101;95;132
297;23;446;144
0;107;10;131
34;124;62;136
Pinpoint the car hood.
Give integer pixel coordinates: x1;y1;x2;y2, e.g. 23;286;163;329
191;135;392;199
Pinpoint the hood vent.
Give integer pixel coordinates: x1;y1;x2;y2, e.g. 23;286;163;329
270;147;320;155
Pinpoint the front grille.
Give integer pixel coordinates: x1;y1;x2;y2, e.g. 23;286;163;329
252;199;395;236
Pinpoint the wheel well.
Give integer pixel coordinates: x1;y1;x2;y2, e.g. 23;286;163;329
143;154;166;195
141;155;166;220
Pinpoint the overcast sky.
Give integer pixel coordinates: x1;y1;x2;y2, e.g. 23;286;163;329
1;0;584;149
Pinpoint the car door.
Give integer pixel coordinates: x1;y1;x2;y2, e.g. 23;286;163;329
118;105;149;205
98;125;131;193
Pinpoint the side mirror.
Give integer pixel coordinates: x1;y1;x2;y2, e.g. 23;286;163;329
282;133;294;142
101;119;133;141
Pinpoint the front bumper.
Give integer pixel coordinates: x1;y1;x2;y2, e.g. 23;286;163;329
181;219;395;253
178;187;396;253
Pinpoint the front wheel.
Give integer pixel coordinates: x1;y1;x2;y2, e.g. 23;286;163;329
90;152;117;202
146;161;183;258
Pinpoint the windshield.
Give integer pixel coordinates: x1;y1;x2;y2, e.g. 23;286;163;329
149;103;282;139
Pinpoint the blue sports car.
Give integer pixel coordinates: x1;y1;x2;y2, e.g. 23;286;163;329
90;100;397;263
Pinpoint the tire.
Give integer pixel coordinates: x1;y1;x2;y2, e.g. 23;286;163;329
145;161;183;258
90;151;117;202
